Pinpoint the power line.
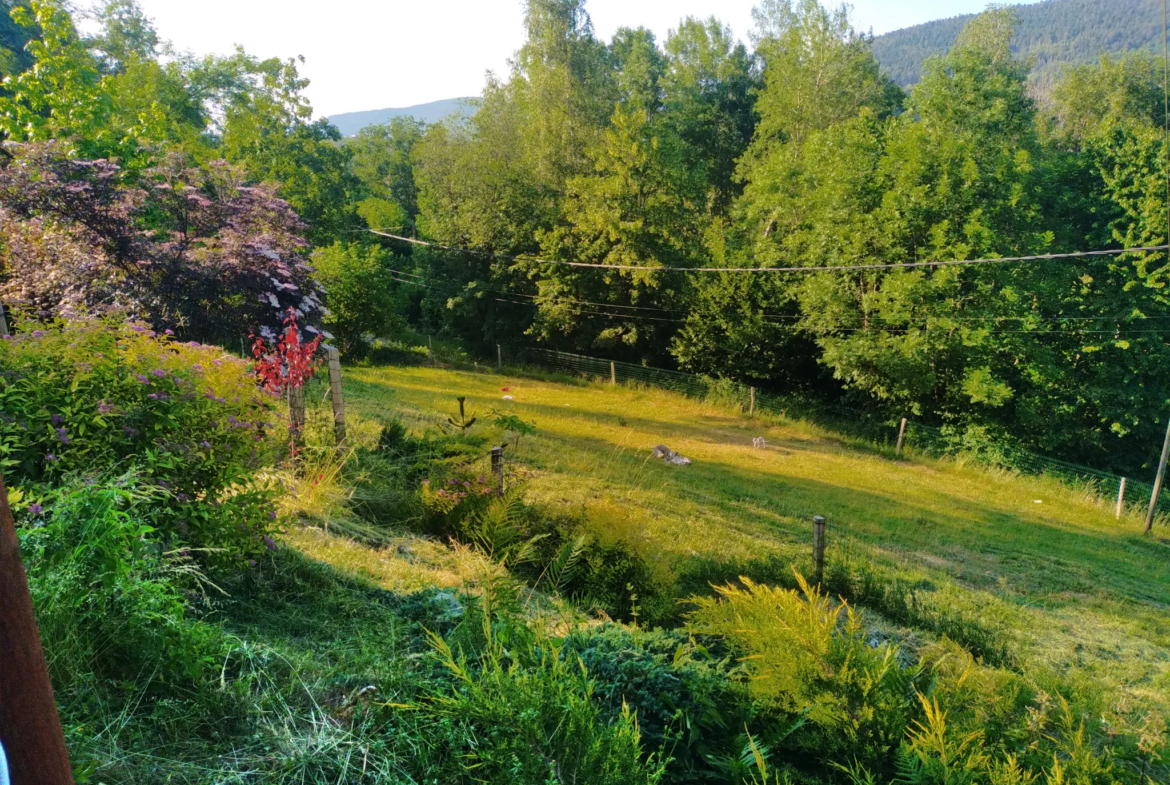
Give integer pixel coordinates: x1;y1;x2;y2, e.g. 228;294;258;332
369;229;1170;274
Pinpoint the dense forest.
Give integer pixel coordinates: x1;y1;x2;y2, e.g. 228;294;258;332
2;0;1170;478
872;0;1165;87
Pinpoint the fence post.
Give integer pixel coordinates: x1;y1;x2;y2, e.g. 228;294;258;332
750;387;755;417
610;361;616;386
326;347;346;447
1116;477;1127;519
0;469;75;785
895;418;908;457
812;515;826;586
491;446;505;495
0;295;8;337
1146;415;1170;532
497;344;502;370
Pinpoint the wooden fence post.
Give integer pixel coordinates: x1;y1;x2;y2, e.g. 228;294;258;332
0;469;75;785
497;344;502;370
749;387;755;417
0;295;9;337
895;418;908;457
1146;416;1170;532
491;446;505;496
326;347;346;447
288;384;305;449
610;361;616;386
812;515;826;587
1116;478;1127;519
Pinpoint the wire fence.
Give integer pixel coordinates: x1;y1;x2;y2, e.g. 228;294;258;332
499;344;1169;522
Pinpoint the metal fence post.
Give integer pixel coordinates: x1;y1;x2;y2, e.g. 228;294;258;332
1116;478;1127;519
813;515;826;587
326;347;346;447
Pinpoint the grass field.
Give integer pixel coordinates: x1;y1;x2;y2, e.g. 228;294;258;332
307;360;1170;716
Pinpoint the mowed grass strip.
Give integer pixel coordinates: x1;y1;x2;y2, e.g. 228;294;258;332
336;362;1170;710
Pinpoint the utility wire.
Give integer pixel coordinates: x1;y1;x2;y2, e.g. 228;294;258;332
369;229;1169;274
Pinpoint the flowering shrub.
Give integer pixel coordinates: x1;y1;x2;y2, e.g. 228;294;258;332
0;317;280;557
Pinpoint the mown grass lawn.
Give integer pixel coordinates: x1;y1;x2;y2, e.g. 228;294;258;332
320;360;1170;715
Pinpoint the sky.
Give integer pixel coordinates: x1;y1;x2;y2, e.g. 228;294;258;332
129;0;1043;118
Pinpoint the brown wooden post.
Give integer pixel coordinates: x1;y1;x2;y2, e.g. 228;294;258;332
895;418;908;457
0;469;75;785
812;515;826;587
1146;416;1170;532
610;361;616;386
326;347;346;447
497;344;502;370
491;446;505;496
288;384;305;450
1116;477;1127;520
749;387;755;417
0;295;9;337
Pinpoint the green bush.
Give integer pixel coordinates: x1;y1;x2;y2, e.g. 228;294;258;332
1;317;280;556
561;625;744;783
312;241;402;356
19;475;228;688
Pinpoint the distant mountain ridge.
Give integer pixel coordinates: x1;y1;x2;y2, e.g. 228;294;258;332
872;0;1161;87
326;97;475;136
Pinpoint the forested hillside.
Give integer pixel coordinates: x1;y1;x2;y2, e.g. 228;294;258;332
872;0;1163;87
327;97;474;136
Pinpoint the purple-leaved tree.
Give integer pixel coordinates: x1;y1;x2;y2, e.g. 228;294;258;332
0;140;326;343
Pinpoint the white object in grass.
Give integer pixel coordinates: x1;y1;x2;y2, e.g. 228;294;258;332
502;395;514;400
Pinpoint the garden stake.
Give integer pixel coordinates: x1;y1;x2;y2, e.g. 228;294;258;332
0;468;74;785
813;515;826;587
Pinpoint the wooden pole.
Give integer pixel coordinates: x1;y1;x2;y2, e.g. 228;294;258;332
0;295;9;337
812;515;826;587
288;384;305;450
610;361;616;386
749;387;755;417
1146;415;1170;532
326;347;346;447
0;469;75;785
1116;477;1127;519
895;418;908;457
491;446;504;496
497;344;502;370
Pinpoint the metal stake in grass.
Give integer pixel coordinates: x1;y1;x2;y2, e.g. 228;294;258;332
1145;415;1170;532
813;515;826;587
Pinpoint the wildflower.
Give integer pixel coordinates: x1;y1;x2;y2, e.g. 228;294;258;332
31;330;45;338
263;536;277;552
93;352;103;358
135;374;149;383
448;479;456;485
463;481;471;488
45;453;57;462
28;503;42;514
147;392;164;400
1;335;9;340
187;341;200;347
192;364;204;372
152;368;166;378
123;426;138;437
50;414;62;426
268;511;277;520
164;329;174;336
55;427;69;444
213;359;223;367
177;493;188;502
199;441;211;448
97;401;115;414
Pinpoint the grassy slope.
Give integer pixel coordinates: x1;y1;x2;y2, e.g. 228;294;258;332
332;361;1170;713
